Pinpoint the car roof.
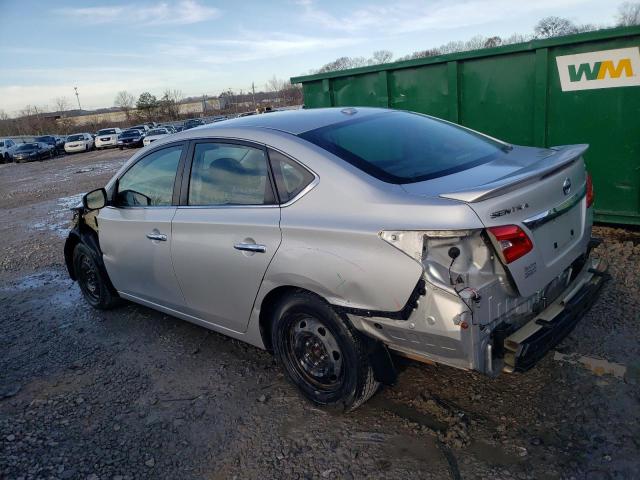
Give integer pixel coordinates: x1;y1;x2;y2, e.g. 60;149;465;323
190;107;388;135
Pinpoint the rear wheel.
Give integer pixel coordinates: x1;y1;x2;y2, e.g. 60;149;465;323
271;291;379;411
73;243;121;310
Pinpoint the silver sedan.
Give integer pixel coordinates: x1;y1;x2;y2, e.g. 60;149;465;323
65;107;606;410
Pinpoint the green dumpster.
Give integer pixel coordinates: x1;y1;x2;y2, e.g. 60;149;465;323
291;26;640;225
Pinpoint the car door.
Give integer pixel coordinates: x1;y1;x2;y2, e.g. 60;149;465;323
99;143;188;310
171;140;282;332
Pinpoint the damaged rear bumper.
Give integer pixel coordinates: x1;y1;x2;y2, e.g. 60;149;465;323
501;257;609;373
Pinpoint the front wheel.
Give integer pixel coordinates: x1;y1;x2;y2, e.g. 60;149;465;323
73;243;121;310
271;292;380;411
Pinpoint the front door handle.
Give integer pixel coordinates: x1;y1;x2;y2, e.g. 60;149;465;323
234;242;266;253
146;233;167;242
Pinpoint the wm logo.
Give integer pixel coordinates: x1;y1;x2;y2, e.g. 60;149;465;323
556;47;640;91
568;59;634;82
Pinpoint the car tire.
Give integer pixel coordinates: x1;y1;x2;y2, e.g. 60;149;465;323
271;291;380;411
73;243;121;310
3;153;9;163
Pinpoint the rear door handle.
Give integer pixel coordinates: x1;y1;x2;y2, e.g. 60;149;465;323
146;233;167;241
234;242;266;253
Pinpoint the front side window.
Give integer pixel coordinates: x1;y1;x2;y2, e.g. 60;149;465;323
299;111;507;184
116;145;183;207
188;143;273;206
269;149;315;203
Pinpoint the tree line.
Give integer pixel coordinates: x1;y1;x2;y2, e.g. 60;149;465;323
0;78;302;137
313;2;640;73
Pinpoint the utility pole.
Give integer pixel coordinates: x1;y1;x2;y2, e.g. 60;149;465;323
74;87;82;110
251;82;256;109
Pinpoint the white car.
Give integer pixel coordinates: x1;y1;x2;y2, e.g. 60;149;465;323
95;128;122;149
0;138;18;163
142;128;170;147
64;133;95;154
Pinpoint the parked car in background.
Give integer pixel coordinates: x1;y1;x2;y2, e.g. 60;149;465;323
55;136;66;152
131;124;150;133
64;108;605;410
64;133;95;153
95;128;122;149
0;138;18;162
160;124;177;133
117;129;145;149
142;128;170;147
13;142;54;162
34;135;64;155
183;118;205;130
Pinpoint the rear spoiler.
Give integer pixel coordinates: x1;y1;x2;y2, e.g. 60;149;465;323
440;144;589;203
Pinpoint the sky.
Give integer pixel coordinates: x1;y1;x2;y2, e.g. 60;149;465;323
0;0;628;115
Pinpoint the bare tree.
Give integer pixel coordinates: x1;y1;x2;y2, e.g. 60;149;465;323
534;16;576;38
463;35;486;51
616;1;640;26
315;56;368;73
369;50;393;65
484;36;502;48
502;33;534;45
114;91;135;120
159;89;183;120
54;97;70;113
438;40;465;54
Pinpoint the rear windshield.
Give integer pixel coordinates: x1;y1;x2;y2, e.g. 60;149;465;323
299;111;506;184
17;143;37;151
98;129;116;135
148;129;167;136
67;135;84;141
35;136;53;142
121;130;140;137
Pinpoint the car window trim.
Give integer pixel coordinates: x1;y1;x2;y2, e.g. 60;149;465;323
177;138;279;209
266;147;319;207
109;140;189;210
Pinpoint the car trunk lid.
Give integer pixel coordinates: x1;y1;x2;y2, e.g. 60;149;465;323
402;144;591;297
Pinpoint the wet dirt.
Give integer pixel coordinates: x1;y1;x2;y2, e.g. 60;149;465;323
1;150;639;479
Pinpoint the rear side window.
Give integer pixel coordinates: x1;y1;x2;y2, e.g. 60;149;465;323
299;111;506;184
116;145;183;207
269;149;315;203
188;143;274;206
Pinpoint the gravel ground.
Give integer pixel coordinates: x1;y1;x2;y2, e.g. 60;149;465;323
0;150;639;480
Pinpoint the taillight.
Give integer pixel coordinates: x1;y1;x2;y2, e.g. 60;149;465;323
487;225;533;264
586;172;594;208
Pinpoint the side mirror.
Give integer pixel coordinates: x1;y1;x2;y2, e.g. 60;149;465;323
83;188;107;211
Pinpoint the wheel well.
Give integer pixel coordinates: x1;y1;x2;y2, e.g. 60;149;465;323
64;232;81;280
257;284;398;386
64;226;100;281
258;285;318;352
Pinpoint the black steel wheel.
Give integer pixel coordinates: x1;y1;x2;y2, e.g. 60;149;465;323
272;291;379;410
73;243;121;310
